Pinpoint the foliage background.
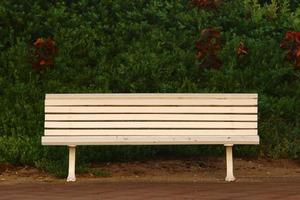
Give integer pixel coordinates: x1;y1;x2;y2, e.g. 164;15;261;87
0;0;299;176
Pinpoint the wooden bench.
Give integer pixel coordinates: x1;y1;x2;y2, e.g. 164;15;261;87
41;93;259;182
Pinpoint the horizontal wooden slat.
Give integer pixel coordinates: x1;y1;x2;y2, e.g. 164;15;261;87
45;106;257;114
45;99;257;106
45;114;257;121
41;135;260;145
46;93;258;99
45;121;257;129
45;129;257;136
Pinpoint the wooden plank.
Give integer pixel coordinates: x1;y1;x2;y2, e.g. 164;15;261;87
45;106;257;114
41;135;260;145
45;121;257;129
46;93;258;99
45;114;257;121
45;98;257;106
45;129;258;136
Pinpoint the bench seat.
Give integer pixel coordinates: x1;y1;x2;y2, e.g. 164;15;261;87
42;135;259;145
42;93;259;182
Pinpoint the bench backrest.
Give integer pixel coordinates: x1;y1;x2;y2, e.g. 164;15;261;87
44;93;258;138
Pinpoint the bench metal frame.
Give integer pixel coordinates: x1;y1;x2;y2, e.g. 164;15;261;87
42;93;259;182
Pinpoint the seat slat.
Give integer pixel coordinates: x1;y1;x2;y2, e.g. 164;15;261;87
45;114;257;121
42;135;260;145
45;121;257;129
45;106;257;114
45;99;257;106
44;129;257;136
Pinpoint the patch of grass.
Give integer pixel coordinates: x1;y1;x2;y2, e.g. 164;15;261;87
89;169;112;177
35;158;89;178
35;159;68;178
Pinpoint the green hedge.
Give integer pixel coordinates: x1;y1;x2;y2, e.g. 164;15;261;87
0;0;300;175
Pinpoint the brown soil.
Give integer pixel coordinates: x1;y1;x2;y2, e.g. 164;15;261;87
85;157;300;182
0;158;300;199
1;158;300;183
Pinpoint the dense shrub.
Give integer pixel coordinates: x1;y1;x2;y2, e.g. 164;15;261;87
0;0;300;176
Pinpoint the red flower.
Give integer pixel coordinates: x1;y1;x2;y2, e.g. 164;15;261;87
296;47;300;57
281;31;300;70
196;28;222;69
33;38;45;47
236;42;248;58
30;37;58;72
39;60;46;65
190;0;219;9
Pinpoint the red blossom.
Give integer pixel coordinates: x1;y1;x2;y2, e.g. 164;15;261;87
196;28;222;69
190;0;219;9
236;42;248;58
30;37;58;72
281;31;300;70
33;38;45;48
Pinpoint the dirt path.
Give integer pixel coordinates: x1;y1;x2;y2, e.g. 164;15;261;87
1;180;300;200
1;158;300;199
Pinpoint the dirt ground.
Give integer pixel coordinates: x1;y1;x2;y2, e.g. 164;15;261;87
1;158;300;199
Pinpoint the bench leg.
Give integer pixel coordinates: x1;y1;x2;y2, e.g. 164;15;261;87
67;145;76;182
225;144;235;182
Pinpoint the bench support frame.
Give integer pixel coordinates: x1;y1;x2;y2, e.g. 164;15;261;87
67;145;76;182
225;144;235;182
65;144;236;182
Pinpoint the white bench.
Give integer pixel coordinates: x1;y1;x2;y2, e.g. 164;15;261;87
41;93;259;182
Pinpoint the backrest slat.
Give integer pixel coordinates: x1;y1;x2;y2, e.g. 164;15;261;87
45;99;257;106
46;93;258;99
45;106;257;114
45;121;257;129
45;114;257;121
